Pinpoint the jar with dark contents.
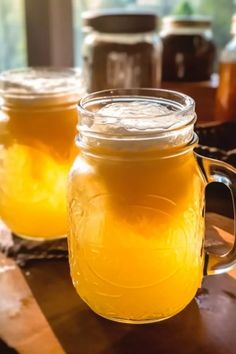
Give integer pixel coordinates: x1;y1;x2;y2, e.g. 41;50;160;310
82;10;162;92
161;16;216;82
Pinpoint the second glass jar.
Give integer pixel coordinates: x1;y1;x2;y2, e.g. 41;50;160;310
82;10;162;92
161;16;216;82
0;67;83;240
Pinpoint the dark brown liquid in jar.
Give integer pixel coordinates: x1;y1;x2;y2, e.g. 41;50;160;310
162;33;216;82
161;16;216;82
83;40;161;92
82;11;161;92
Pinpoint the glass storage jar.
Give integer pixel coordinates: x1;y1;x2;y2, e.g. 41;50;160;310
161;16;216;82
68;88;236;324
82;10;162;92
0;67;83;240
215;14;236;122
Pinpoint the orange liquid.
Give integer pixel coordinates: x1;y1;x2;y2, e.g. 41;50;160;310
215;61;236;121
68;147;205;322
0;104;77;239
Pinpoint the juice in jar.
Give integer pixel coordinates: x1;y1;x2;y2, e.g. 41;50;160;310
0;68;82;239
68;98;205;322
215;15;236;122
215;61;236;121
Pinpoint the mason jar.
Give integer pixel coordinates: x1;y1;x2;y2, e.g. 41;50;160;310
0;67;83;240
68;88;236;323
161;16;217;82
82;10;162;91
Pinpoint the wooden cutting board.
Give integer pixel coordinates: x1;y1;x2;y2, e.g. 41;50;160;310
0;253;65;354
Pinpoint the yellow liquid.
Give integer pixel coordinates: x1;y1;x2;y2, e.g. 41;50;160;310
0;105;77;239
68;147;205;322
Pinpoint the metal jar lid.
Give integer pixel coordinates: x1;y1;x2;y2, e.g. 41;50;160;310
162;15;212;30
82;9;159;34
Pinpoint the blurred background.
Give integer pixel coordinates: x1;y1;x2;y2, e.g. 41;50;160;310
1;0;236;71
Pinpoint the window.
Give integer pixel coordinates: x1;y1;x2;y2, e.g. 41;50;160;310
73;0;236;67
73;0;84;67
0;0;234;70
0;0;27;71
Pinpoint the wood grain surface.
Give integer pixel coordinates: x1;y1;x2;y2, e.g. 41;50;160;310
0;254;65;354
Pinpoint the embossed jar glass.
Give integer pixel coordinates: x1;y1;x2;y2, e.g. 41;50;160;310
68;89;236;324
0;67;83;240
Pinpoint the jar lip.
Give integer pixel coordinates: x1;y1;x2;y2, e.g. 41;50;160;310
79;88;195;120
0;67;84;107
162;15;212;29
78;89;196;150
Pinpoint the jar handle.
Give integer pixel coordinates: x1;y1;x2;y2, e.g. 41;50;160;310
196;153;236;275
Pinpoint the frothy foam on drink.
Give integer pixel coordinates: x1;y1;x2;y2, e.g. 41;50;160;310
95;102;187;133
0;68;82;95
0;68;84;107
81;100;195;151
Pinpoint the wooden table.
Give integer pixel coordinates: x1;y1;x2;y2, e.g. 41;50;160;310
0;213;236;354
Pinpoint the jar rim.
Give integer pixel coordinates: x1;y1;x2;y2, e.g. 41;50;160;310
82;9;159;34
162;15;212;30
79;88;195;120
78;88;196;149
0;67;84;107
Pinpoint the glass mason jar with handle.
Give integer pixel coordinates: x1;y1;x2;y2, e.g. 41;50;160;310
0;67;83;240
68;88;236;324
